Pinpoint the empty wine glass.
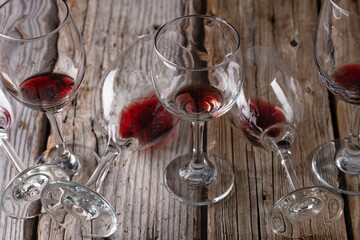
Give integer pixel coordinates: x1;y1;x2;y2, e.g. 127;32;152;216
152;15;244;205
0;88;69;219
40;34;178;238
228;46;344;238
313;0;360;194
0;0;90;181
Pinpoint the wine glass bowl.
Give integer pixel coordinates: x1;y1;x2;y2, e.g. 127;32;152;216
228;46;343;238
228;46;302;150
153;16;243;122
0;0;85;112
313;0;360;194
0;0;87;179
97;34;178;152
152;15;244;205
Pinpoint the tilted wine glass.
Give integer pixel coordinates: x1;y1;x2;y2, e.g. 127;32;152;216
40;34;178;238
0;0;91;182
228;46;344;238
313;0;360;194
0;88;69;219
152;15;244;205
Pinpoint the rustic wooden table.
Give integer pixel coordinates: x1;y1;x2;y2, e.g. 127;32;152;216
0;0;359;239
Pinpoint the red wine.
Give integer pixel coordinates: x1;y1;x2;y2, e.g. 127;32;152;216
332;62;360;93
119;94;175;145
240;98;285;147
20;72;75;106
174;85;223;114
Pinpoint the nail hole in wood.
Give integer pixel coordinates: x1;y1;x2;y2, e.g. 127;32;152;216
290;39;298;47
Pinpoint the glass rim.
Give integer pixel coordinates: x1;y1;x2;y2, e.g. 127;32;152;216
329;0;359;17
0;0;70;42
154;14;241;71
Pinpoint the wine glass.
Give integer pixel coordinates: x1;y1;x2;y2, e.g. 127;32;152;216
40;34;178;238
0;0;90;181
228;46;344;238
152;15;244;205
0;88;69;219
313;0;360;194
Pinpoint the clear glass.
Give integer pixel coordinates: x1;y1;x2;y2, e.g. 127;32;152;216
228;46;343;238
40;35;178;238
90;34;178;190
152;15;244;205
313;0;360;194
0;0;90;182
0;88;69;219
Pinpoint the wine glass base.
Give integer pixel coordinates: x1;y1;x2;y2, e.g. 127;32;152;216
1;164;69;219
36;143;99;185
41;181;118;238
164;153;234;206
269;186;343;238
312;138;360;195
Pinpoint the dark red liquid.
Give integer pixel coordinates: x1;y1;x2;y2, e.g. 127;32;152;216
332;62;360;93
174;85;223;114
240;98;286;147
119;94;176;145
20;72;75;106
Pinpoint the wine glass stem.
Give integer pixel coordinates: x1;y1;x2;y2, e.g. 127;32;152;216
45;111;82;175
179;121;214;186
45;111;66;152
85;140;124;192
191;121;205;166
0;130;27;172
272;143;302;191
348;104;360;150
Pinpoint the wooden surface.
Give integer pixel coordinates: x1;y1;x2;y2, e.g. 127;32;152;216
0;0;358;239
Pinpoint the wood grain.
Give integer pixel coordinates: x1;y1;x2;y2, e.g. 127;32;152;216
0;0;356;239
35;0;202;239
206;0;348;239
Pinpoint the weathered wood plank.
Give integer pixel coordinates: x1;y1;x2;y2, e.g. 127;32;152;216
38;0;202;239
333;0;360;238
207;0;348;239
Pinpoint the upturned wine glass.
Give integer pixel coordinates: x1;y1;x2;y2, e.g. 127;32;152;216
40;35;178;238
313;0;360;194
228;46;343;238
152;15;244;205
0;88;69;219
0;0;90;181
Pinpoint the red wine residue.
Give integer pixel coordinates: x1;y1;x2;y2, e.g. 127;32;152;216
174;84;223;114
332;62;360;93
240;98;286;147
20;72;74;105
119;94;175;145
